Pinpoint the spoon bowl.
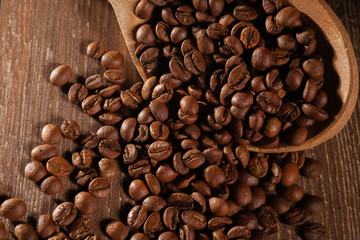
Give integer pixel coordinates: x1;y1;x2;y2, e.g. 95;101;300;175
108;0;358;153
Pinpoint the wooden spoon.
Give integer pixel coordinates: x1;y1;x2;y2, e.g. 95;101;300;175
108;0;358;153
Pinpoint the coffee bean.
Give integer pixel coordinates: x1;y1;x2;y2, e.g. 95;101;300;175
288;127;308;146
98;158;117;179
128;160;151;178
72;148;92;169
135;0;155;19
88;177;111;199
209;197;229;217
228;65;251;90
196;29;215;55
209;0;224;16
179;224;195;240
247;187;266;211
282;184;304;203
175;5;196;26
262;0;283;14
148;141;172;161
25;161;47;182
69;216;92;240
256;91;282;114
75;168;98;186
233;5;257;21
159;231;179;240
81;95;103;115
129;179;149;201
183;149;205;169
163;207;180;231
184;50;206;75
130;233;150;240
277;102;300;123
203;165;226;188
281;163;299;186
101;51;124;69
181;211;206;230
162;7;180;26
50;65;72;87
99;113;123;125
235;211;258;230
84;234;100;240
144;173;161;195
41;123;62;144
36;214;57;238
74;191;97;216
170;26;189;44
137;24;156;45
284;207;307;226
40;176;63;195
128;205;148;229
143;212;162;238
208;217;233;231
227;226;251;240
240;27;260;49
0;198;26;220
168;193;193;211
60;120;80;140
85;74;105;90
68;83;88;104
302;103;328;121
231;183;252;207
105;221;129;240
248;154;269;178
47;232;69;240
301;195;325;216
14;223;37;240
98;139;121;159
46;157;71;177
301;158;322;178
302;223;327;240
276;7;300;27
257;205;279;229
87;41;106;59
156;164;179;182
52;202;77;227
104;69;126;85
123;144;138;164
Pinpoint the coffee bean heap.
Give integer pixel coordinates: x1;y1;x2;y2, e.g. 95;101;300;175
4;35;325;239
134;0;329;148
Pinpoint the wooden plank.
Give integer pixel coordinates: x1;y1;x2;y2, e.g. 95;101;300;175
0;0;359;239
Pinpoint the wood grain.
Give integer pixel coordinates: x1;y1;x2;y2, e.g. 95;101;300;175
0;0;359;239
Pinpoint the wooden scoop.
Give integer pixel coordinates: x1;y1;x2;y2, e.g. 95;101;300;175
108;0;358;153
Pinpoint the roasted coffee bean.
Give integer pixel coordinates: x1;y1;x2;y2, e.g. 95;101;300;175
162;7;180;26
196;11;216;24
69;216;92;240
282;184;304;203
74;191;97;216
129;179;149;201
14;223;37;240
128;205;148;230
303;79;318;103
196;29;215;55
84;234;100;240
72;149;92;169
98;139;121;159
262;0;283;14
41;176;63;195
302;103;328;121
209;197;229;217
175;5;196;26
50;65;72;87
149;121;170;141
98;85;121;98
148;140;172;161
169;56;192;81
46;157;71;177
277;102;300;123
233;5;257;21
99;113;123;125
130;233;150;240
121;89;142;110
252;47;274;71
68;83;88;104
219;13;236;27
101;51;124;69
276;7;300;27
240;26;260;49
120;118;137;143
41;123;62;144
85;74;105;90
237;169;259;187
301;158;322;178
104;69;126;85
52;202;77;227
87;41;106;59
183;149;205;169
204;165;226;188
203;148;223;164
144;173;161;195
257;205;279;229
152;83;174;103
0;198;26;220
302;223;327;240
143;212;162;238
106;221;129;240
167;193;193;211
228;65;250;90
25;161;47;182
248;154;269;178
60;120;80;140
36;214;57;238
269;195;291;215
181;211;206;230
123;144;138;164
179;224;196;240
209;0;225;16
149;100;169;122
170;26;189;44
284;208;307;226
97;125;119;140
184;50;206;75
231;183;252;207
47;232;69;240
88;177;111;199
159;231;179;240
81;95;103;115
137;24;156;46
163;207;180;231
135;0;155;19
156;164;179;182
223;36;243;56
247;187;266;211
208;217;233;231
75;168;97;186
277;34;296;50
142;196;167;212
227;226;251;239
156;21;171;43
207;23;228;40
256;91;282;114
281;163;299;186
288;127;308;146
235;211;258;231
98;158;117;178
128;160;151;178
137;107;155;125
301;195;325;216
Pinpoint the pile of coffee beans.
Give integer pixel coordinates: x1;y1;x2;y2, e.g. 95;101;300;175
0;14;328;238
133;0;329;148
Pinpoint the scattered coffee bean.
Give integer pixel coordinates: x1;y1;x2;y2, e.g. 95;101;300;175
101;51;124;69
60;119;80;140
40;176;63;195
25;161;47;182
74;191;97;216
87;41;106;59
41;123;62;144
106;221;129;240
52;201;77;227
14;223;37;240
50;65;72;87
36;214;57;238
0;198;26;220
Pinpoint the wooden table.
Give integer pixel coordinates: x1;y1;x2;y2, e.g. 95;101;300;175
0;0;359;239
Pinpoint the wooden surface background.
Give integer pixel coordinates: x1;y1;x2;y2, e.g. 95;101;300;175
0;0;359;239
